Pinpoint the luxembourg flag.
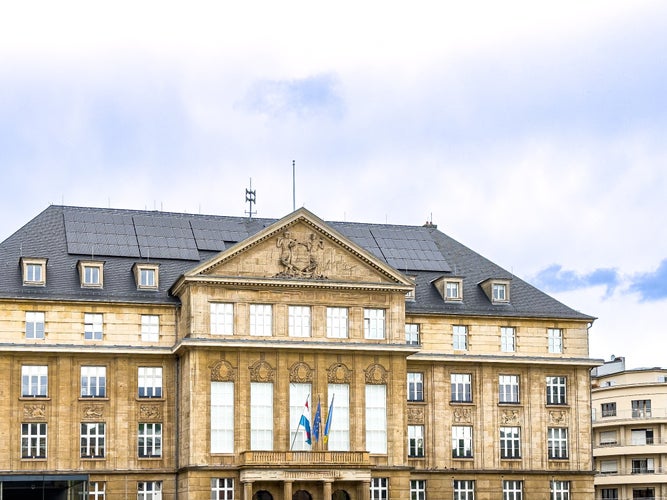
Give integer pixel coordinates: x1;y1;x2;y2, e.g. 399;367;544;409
299;399;312;445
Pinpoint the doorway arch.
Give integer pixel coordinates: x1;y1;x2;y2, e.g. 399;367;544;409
332;490;350;500
293;490;312;500
253;491;274;500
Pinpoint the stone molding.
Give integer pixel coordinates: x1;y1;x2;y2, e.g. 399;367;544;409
211;360;236;382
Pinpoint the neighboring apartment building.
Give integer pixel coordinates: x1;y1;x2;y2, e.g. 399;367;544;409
592;357;667;500
0;205;599;499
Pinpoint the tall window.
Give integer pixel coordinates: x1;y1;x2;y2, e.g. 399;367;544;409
410;480;426;500
632;399;652;418
25;311;45;339
550;480;569;500
138;423;162;458
211;381;234;453
140;268;156;287
451;374;472;403
493;283;507;301
326;307;348;338
249;304;272;336
24;261;44;284
547;427;568;459
84;313;103;340
211;478;234;500
546;376;567;405
21;422;47;458
453;325;468;350
289;383;312;451
89;482;106;500
210;303;234;335
452;426;473;458
548;328;563;353
250;382;273;450
288;306;311;337
365;384;387;454
22;365;48;397
499;375;519;404
138;367;163;398
141;315;159;342
370;478;388;500
138;481;162;500
327;383;350;451
82;264;102;287
405;323;420;345
408;425;424;457
407;372;424;402
453;480;474;500
364;308;385;339
80;422;105;458
601;402;617;417
445;280;461;300
600;489;618;500
503;480;523;500
499;427;521;459
500;327;515;352
81;366;106;398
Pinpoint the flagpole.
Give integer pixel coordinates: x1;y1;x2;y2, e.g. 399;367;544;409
290;393;310;451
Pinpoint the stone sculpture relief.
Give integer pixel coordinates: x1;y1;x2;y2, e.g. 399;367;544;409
210;360;236;382
23;404;46;420
275;231;327;279
453;407;473;423
82;405;104;420
327;362;352;384
139;404;161;420
364;363;388;385
289;361;313;383
249;359;276;383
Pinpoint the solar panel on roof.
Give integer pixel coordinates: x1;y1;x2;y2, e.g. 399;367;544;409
64;209;141;257
332;224;386;261
368;227;451;272
190;218;252;252
133;214;199;260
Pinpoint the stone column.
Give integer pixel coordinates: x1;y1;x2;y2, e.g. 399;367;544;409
284;480;293;499
243;481;253;500
323;480;332;499
358;480;371;500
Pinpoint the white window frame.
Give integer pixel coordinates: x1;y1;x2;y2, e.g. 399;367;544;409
80;422;105;458
250;382;273;450
211;478;234;500
445;280;461;300
79;261;104;288
81;366;106;398
21;422;47;458
453;325;468;351
499;375;519;404
141;315;159;342
327;383;350;451
453;479;474;500
451;373;472;403
22;365;48;397
138;423;162;458
22;258;46;286
288;305;311;338
365;384;387;454
548;328;563;353
500;326;515;352
407;372;424;402
136;264;159;289
84;313;103;340
327;307;349;338
370;478;388;500
502;480;523;500
138;367;163;398
408;425;425;458
452;425;473;458
289;383;312;451
405;323;420;345
493;283;507;302
210;303;234;336
364;308;385;340
550;480;569;500
25;311;45;339
137;481;162;500
89;481;106;500
500;426;521;459
211;381;234;454
547;427;568;459
249;304;272;336
410;479;426;500
546;376;567;405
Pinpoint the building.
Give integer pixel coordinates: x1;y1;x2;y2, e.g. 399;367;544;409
592;357;667;500
0;204;599;499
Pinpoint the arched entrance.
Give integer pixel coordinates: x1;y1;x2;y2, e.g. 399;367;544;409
293;490;312;500
332;490;350;500
253;491;274;500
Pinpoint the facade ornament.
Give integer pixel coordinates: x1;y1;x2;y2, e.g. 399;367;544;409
139;404;161;421
82;405;104;420
327;362;352;384
364;363;388;385
210;360;236;382
407;406;425;424
452;407;472;423
500;409;520;425
23;404;46;420
289;361;313;383
275;231;328;279
549;409;568;425
249;359;276;383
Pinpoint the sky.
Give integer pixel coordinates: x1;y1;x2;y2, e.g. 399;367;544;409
1;1;665;368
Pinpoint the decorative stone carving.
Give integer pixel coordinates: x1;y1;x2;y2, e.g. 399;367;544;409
23;404;46;420
452;407;472;423
139;404;161;420
327;363;352;384
500;409;520;425
275;230;328;279
289;361;313;383
249;359;276;383
407;406;425;424
549;409;568;425
82;405;104;420
210;360;236;382
364;363;388;385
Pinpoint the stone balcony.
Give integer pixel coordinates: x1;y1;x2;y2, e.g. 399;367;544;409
239;450;370;468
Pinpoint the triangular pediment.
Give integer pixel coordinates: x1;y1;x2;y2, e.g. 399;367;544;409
176;208;412;290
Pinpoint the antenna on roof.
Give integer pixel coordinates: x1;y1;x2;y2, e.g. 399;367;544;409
245;178;257;218
292;160;296;212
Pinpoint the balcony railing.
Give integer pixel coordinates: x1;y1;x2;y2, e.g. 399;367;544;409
596;466;667;476
240;451;370;467
593;408;667;422
595;438;666;449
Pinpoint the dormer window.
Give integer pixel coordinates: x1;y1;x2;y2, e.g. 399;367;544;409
431;276;464;302
493;283;507;302
133;263;159;290
78;261;104;288
405;275;417;301
479;278;511;304
445;280;462;300
21;258;47;286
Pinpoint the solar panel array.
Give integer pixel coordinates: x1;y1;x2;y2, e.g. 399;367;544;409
64;210;141;257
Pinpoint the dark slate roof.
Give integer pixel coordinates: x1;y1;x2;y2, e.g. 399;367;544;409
0;205;594;321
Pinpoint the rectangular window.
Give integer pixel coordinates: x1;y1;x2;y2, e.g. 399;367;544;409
24;261;45;285
405;323;420;345
139;267;157;288
503;480;523;500
249;304;272;336
453;325;468;350
500;327;515;352
600;459;618;474
410;480;426;500
84;313;103;340
21;422;47;458
288;305;311;337
138;423;162;458
25;311;45;339
81;366;106;398
327;383;350;451
493;283;507;302
365;384;387;454
451;374;472;403
550;480;569;500
408;425;424;457
632;458;655;473
601;402;617;417
21;365;48;397
251;382;273;450
290;383;312;451
364;308;385;339
446;280;461;300
211;381;234;454
500;426;521;459
632;488;655;498
327;307;348;338
138;367;163;398
632;399;652;418
80;422;105;458
600;489;618;500
631;428;654;445
548;328;563;353
546;376;567;405
499;375;519;404
407;372;424;402
211;478;234;500
89;482;106;500
547;427;568;459
599;430;617;446
83;265;101;286
141;315;159;342
210;303;234;335
138;481;162;500
452;426;473;458
370;478;388;500
453;479;474;500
